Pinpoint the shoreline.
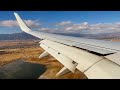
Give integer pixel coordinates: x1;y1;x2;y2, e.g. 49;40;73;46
0;59;46;79
0;40;87;79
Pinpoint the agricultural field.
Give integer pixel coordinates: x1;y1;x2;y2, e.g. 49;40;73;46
0;40;87;79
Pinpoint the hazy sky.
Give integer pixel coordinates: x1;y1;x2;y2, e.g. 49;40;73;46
1;11;120;34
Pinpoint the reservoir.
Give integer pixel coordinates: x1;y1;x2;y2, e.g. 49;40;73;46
0;60;46;79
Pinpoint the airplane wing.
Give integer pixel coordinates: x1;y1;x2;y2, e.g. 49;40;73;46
14;12;120;79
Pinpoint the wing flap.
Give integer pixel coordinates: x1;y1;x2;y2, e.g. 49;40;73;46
40;39;103;72
40;42;77;72
84;58;120;79
105;52;120;66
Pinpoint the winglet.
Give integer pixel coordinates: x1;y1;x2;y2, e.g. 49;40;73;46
14;12;31;33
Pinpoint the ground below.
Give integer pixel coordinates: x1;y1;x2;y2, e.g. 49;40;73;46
0;40;87;79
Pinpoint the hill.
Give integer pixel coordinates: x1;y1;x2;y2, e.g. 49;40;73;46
1;31;120;40
0;32;39;40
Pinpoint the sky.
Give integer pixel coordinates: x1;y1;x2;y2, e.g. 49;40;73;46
1;11;120;34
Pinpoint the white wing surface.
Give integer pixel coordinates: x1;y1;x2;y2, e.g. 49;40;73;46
14;12;120;79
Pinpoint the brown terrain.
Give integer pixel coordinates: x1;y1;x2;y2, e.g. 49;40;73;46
0;40;87;79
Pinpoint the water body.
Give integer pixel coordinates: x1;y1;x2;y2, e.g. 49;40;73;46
0;60;46;79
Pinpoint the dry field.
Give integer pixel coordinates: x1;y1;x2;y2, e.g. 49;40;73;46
0;40;87;79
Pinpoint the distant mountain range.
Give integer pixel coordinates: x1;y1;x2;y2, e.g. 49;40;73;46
0;32;39;40
0;32;120;40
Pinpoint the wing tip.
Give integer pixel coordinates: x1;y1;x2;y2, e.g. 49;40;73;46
14;12;18;16
13;12;31;33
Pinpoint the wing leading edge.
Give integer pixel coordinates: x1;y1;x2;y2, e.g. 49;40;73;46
14;12;118;55
14;12;120;79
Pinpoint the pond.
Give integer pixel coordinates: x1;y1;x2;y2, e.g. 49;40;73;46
0;60;46;79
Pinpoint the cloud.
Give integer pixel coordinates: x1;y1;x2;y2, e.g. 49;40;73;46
39;21;120;34
0;20;40;28
83;23;120;34
65;27;73;31
64;22;89;31
61;22;120;34
39;28;50;31
38;28;56;33
37;21;120;34
2;19;120;34
57;21;72;26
